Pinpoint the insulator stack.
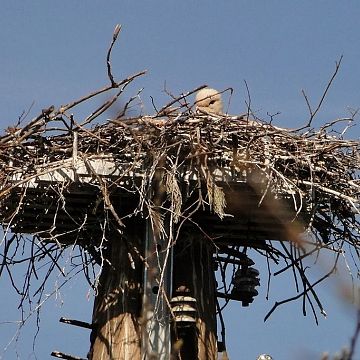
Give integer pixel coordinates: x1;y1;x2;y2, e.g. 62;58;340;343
170;296;197;327
257;354;273;360
231;256;260;306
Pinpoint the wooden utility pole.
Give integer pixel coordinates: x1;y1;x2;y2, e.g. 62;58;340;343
88;224;218;360
88;222;144;359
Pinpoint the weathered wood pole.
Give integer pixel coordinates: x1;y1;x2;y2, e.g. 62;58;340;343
172;233;218;360
86;177;218;360
88;224;143;360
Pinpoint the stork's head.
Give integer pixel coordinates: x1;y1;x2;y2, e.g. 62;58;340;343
195;88;223;115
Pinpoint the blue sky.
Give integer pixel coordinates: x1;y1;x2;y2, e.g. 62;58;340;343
0;1;359;359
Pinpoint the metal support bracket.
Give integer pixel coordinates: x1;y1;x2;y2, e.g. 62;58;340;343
142;219;173;359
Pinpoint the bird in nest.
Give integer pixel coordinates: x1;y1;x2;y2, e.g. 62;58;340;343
140;87;262;127
195;87;257;125
195;87;223;115
139;87;225;127
195;87;287;131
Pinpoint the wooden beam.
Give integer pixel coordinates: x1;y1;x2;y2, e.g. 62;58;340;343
59;317;94;330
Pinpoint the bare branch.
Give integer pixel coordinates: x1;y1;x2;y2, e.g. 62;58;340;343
298;55;343;130
107;24;122;87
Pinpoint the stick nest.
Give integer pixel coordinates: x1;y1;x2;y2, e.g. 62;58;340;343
0;92;358;245
0;61;359;327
